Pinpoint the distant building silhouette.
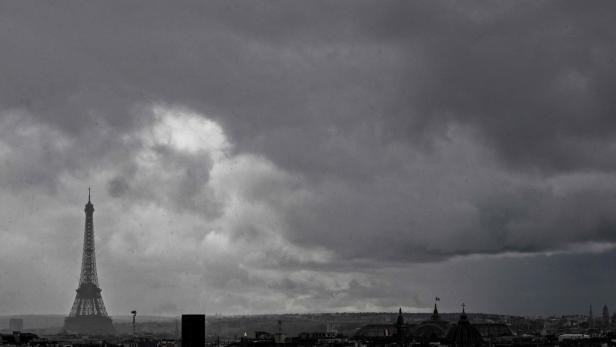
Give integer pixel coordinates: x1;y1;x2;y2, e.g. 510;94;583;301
395;308;406;346
588;304;594;328
414;301;451;344
0;332;38;345
181;314;205;347
354;308;414;345
603;305;610;326
445;304;482;347
9;318;23;333
63;190;114;335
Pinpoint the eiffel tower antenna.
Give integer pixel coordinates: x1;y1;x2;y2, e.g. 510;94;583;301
63;189;115;335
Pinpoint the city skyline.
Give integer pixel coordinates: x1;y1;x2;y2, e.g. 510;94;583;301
2;1;616;317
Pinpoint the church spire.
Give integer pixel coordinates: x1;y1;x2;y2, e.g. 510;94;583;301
459;302;468;321
432;297;440;320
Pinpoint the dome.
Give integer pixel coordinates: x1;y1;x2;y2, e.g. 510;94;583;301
445;309;483;347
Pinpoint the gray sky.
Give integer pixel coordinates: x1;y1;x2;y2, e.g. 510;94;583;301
2;1;616;317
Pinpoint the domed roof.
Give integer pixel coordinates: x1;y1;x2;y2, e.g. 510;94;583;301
414;322;450;341
445;306;483;347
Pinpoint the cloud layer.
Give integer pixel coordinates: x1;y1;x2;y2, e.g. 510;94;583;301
2;1;616;316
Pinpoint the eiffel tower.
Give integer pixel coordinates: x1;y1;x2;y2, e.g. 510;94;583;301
63;189;115;335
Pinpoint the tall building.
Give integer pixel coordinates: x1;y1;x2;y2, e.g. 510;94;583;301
603;305;610;326
182;314;205;347
63;190;114;335
395;308;405;346
588;304;594;328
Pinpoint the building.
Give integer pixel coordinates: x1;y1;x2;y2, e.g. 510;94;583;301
473;323;513;339
353;309;414;346
395;308;406;346
182;314;205;347
444;306;483;347
413;302;452;344
588;305;594;328
290;331;351;347
0;332;38;345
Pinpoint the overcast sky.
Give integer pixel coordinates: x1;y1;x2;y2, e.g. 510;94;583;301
2;1;616;317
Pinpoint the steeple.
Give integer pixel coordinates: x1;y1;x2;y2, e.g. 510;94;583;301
432;297;440;320
432;303;440;320
396;307;405;326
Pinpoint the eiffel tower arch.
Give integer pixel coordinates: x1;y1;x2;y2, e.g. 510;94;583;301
63;189;115;335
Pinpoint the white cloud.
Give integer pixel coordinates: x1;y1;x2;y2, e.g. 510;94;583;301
148;105;230;158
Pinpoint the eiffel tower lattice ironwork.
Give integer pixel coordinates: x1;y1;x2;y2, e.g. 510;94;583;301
63;189;115;335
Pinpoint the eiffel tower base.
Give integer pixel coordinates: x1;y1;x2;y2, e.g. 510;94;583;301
63;316;115;336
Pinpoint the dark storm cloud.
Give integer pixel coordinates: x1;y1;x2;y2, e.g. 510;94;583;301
393;2;616;172
2;1;616;315
5;1;615;175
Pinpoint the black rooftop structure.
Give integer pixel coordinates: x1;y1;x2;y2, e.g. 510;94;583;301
445;304;483;347
182;314;205;347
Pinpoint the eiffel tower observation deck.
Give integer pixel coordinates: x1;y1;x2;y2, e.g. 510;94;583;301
63;189;115;335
